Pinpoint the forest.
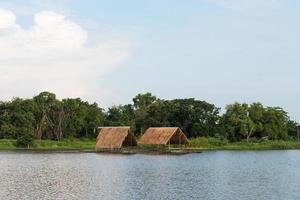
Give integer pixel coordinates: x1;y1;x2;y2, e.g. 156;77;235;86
0;91;299;144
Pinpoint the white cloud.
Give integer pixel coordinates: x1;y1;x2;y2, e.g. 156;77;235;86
0;9;16;28
0;9;130;105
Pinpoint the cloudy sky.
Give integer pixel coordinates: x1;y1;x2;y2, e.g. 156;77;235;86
0;0;300;119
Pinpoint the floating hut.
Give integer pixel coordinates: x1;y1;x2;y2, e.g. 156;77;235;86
138;127;188;145
95;127;137;151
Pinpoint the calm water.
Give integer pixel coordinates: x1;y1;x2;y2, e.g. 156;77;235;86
0;151;300;200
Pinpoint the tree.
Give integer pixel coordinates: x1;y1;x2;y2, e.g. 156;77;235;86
133;93;157;135
263;107;289;140
287;120;300;140
33;92;59;139
248;103;264;138
16;128;35;148
133;93;157;110
62;98;105;138
240;118;255;143
221;103;258;142
166;99;220;138
132;95;220;137
221;103;291;142
82;102;106;138
106;104;135;128
0;91;298;142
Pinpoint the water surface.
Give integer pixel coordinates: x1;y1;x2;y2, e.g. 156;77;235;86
0;151;300;200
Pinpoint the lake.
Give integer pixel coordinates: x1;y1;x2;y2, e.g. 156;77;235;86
0;151;300;200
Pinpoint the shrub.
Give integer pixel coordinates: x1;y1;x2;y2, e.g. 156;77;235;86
16;128;35;148
189;137;228;148
270;140;288;150
0;124;17;139
207;137;228;146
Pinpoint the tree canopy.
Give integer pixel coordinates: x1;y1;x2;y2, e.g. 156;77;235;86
0;92;298;142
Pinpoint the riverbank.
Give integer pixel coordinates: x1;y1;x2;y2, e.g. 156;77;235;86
188;137;300;150
1;137;300;151
0;138;95;151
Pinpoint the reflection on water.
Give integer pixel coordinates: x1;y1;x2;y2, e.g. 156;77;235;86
1;151;300;200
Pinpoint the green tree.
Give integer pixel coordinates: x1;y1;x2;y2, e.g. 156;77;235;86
287;120;300;140
16;128;35;148
167;99;220;138
221;103;253;142
33;92;59;139
133;93;157;135
0;91;298;143
263;107;289;140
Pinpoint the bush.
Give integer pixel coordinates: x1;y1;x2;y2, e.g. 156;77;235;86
259;136;269;143
0;124;17;139
189;137;228;148
17;134;35;148
16;128;35;148
208;137;228;146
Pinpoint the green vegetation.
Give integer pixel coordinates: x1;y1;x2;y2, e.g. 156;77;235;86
188;137;229;148
16;133;35;148
0;91;299;151
188;137;300;150
0;138;95;150
0;139;17;150
1;138;300;151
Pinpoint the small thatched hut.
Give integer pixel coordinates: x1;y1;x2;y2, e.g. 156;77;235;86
95;127;137;150
138;127;188;145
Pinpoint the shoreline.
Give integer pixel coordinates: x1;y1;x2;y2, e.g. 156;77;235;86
2;138;300;153
2;146;300;154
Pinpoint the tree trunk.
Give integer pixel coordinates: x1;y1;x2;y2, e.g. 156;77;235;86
246;127;254;143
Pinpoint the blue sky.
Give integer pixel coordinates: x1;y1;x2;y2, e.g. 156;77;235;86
0;0;300;119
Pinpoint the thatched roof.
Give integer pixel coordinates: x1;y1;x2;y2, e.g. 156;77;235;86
95;127;137;150
138;127;188;145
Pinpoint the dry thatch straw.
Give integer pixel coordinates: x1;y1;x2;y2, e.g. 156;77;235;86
138;127;188;145
95;127;137;150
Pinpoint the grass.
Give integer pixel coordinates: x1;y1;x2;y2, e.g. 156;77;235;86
2;137;300;151
188;137;228;149
0;138;95;151
188;137;300;150
0;139;17;150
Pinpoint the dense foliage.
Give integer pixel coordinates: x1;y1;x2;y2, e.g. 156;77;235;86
0;92;298;142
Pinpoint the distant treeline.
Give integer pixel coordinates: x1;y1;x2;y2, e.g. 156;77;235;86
0;91;299;142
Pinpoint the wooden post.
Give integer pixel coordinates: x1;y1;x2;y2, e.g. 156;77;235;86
179;133;181;145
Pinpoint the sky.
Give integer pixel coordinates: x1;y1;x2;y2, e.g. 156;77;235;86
0;0;300;119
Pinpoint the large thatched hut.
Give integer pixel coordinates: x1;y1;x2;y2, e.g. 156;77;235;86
95;127;137;150
138;127;188;145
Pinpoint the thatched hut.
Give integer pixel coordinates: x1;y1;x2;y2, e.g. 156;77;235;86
138;127;188;145
95;127;137;150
